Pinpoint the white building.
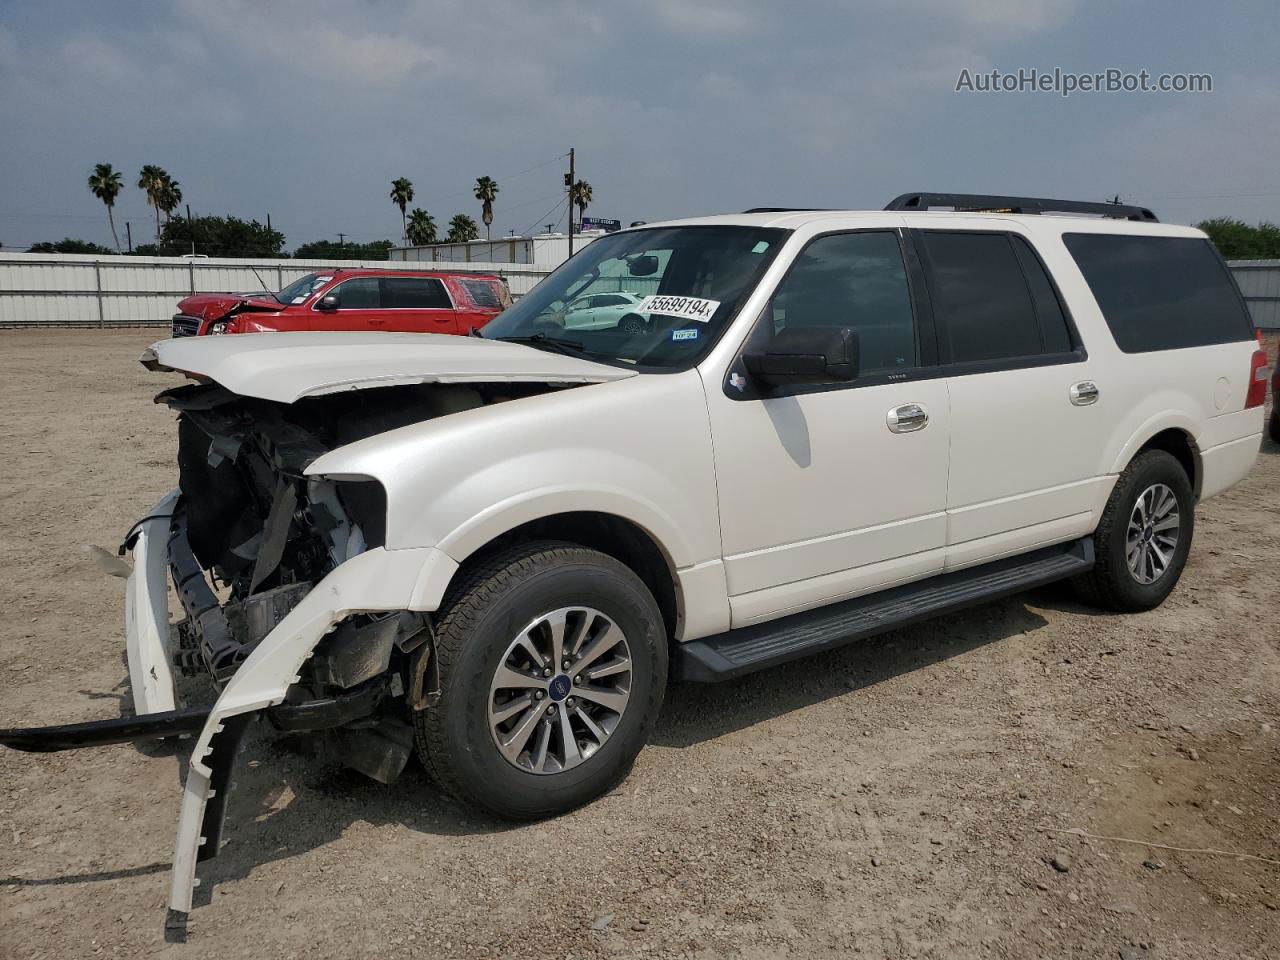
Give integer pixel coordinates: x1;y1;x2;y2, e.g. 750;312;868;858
390;229;606;266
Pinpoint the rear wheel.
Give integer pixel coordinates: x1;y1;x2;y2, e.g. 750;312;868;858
413;542;667;820
618;313;647;335
1072;449;1194;612
1269;409;1280;444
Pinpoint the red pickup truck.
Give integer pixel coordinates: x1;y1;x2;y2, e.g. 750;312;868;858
171;268;511;337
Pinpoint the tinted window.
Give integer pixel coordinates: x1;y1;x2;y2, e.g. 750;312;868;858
460;278;503;308
1063;234;1252;352
919;232;1042;363
383;277;450;309
331;277;380;309
769;231;916;374
595;294;630;307
1010;236;1072;353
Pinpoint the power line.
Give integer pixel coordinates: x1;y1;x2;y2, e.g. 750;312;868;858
521;195;569;238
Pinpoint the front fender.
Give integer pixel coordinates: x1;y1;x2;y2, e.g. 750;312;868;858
306;372;723;571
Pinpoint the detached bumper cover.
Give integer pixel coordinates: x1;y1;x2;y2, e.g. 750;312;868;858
125;490;181;715
1;492;461;939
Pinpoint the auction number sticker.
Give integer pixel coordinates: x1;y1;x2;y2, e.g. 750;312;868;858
636;295;721;324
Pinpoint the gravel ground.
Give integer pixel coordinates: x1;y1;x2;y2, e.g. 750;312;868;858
1;329;1277;960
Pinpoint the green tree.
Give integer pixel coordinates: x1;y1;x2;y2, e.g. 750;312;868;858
446;213;479;243
473;176;499;240
389;177;414;243
1197;217;1280;260
134;214;285;258
294;239;394;260
406;208;438;246
158;178;183;224
137;164;171;244
87;163;124;252
28;238;115;255
570;179;593;228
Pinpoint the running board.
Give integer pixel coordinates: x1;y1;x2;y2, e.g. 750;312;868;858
674;538;1094;682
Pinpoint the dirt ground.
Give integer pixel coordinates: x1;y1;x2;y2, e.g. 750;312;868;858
1;329;1277;960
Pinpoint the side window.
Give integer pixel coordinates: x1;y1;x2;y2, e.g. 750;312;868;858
460;278;502;308
1062;234;1253;352
768;231;917;374
383;277;451;309
330;277;380;309
1010;235;1073;354
918;232;1042;363
596;294;628;307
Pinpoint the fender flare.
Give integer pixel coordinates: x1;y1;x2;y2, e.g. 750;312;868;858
434;485;699;570
1109;411;1202;481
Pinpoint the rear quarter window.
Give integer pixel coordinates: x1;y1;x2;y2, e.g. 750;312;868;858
459;278;505;309
1063;234;1253;353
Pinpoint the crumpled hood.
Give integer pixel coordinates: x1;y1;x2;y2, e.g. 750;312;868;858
177;293;282;321
141;332;637;403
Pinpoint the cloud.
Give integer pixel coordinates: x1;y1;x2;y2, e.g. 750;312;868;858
652;0;759;36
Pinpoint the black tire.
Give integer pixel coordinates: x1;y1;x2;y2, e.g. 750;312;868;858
1072;449;1194;612
413;541;667;820
1269;409;1280;445
618;313;646;335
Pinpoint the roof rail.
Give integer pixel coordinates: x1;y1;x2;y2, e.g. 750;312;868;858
885;192;1158;222
741;207;829;214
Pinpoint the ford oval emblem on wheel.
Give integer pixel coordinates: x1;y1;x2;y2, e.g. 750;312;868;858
548;674;572;701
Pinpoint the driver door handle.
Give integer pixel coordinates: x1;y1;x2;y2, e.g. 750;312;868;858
887;403;929;434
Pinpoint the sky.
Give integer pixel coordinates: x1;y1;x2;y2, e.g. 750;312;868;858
1;0;1277;252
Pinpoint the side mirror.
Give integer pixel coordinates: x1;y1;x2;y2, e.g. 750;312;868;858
318;294;339;310
743;327;859;387
627;254;659;277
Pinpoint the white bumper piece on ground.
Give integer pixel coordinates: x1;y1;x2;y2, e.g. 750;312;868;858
124;490;180;715
121;493;459;939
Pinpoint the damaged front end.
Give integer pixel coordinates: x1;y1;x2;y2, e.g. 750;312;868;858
1;380;491;938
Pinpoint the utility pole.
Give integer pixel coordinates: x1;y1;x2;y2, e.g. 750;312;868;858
565;147;575;257
337;232;346;250
125;222;132;253
186;204;194;255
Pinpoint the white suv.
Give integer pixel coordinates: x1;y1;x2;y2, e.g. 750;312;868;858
4;193;1268;932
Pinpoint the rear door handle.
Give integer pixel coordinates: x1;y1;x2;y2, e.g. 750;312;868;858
1069;381;1099;406
887;403;929;433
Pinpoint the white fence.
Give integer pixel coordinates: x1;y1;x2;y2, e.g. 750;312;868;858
0;253;555;328
1;251;1276;330
1228;260;1280;330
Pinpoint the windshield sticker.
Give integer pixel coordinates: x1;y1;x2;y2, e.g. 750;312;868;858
751;241;771;254
291;296;306;304
671;328;699;341
636;295;721;324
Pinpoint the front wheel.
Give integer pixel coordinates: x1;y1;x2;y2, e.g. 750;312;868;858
413;542;667;820
1072;449;1194;612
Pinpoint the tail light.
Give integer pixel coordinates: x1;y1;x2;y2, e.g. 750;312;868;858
1246;347;1268;408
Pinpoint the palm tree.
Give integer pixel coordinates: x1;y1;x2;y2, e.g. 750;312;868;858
87;163;124;252
137;164;170;244
570;180;593;229
406;208;438;246
389;177;414;243
446;214;479;243
158;178;183;224
473;176;499;240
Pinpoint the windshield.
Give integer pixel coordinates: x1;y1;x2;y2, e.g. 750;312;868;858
482;226;787;369
275;272;332;305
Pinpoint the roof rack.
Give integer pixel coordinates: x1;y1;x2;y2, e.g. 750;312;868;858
885;192;1158;222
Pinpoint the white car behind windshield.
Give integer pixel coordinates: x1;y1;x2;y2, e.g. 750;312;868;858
561;291;648;332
